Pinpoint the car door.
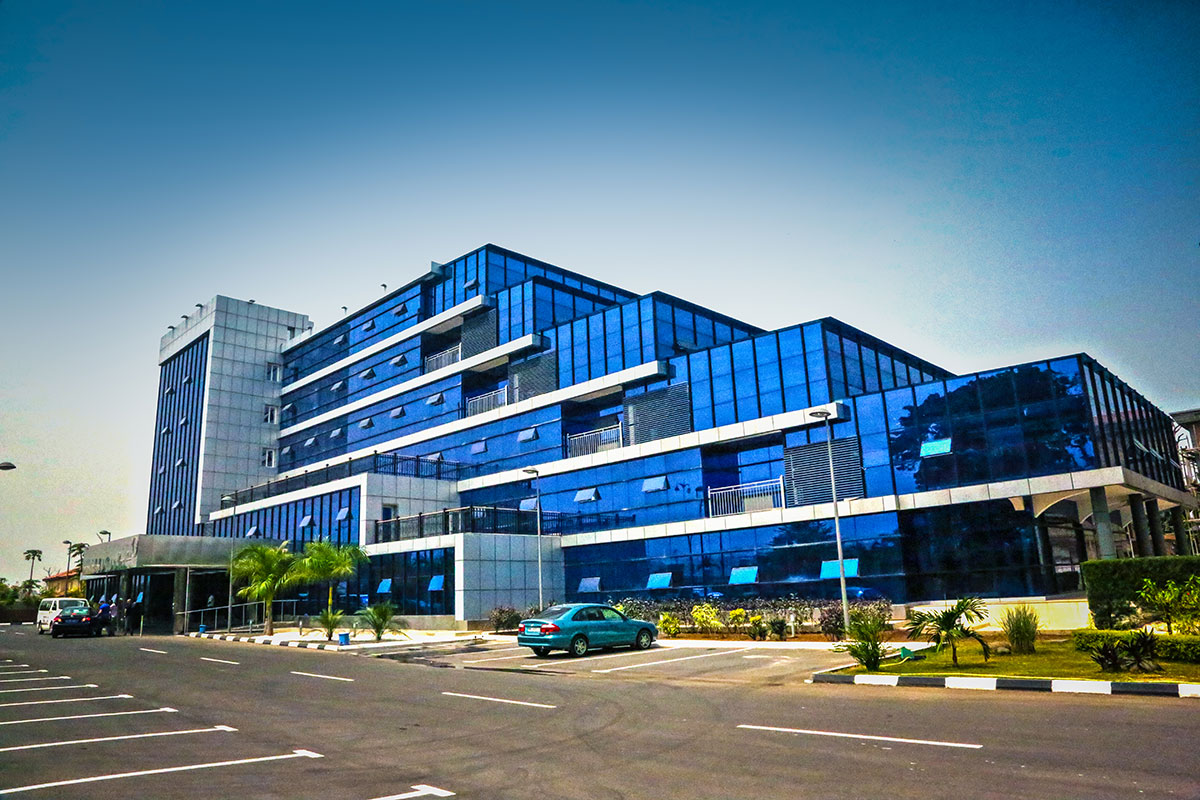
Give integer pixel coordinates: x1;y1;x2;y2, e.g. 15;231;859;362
573;607;609;646
598;607;631;646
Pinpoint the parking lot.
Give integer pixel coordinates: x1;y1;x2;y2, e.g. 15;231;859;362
381;637;852;684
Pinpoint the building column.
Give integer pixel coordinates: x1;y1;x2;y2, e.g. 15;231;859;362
1072;521;1089;563
1145;498;1168;557
1090;487;1117;560
1035;518;1058;594
1129;494;1153;558
1170;505;1193;556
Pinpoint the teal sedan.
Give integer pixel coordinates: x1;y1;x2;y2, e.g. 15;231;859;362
517;603;657;657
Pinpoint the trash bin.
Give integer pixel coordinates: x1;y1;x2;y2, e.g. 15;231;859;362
337;632;350;646
198;624;207;634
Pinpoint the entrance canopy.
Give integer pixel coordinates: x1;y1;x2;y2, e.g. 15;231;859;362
80;535;285;575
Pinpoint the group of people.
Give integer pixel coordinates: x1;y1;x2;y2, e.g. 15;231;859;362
94;597;141;635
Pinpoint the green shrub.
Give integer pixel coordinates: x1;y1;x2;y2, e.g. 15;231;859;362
1081;556;1200;628
767;617;788;641
691;603;724;635
1088;641;1131;672
834;608;894;671
1136;576;1200;635
658;612;681;638
818;603;846;640
488;605;522;632
1125;629;1162;672
747;614;769;641
728;608;748;627
1071;629;1200;663
354;601;406;642
998;604;1040;654
314;609;344;641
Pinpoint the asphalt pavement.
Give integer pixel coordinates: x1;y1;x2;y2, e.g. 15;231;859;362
0;625;1197;799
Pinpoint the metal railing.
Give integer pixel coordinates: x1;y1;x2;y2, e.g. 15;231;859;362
706;477;786;517
566;423;623;458
465;386;510;417
178;599;300;634
218;453;459;510
371;505;636;545
423;343;461;373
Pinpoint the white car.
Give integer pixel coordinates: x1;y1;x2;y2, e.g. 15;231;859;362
36;598;89;634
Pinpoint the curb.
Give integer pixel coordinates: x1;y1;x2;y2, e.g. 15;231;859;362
812;668;1200;699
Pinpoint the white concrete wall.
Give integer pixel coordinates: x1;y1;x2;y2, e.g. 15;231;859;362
458;533;564;621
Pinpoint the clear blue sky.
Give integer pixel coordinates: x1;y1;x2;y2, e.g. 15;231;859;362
1;1;1197;580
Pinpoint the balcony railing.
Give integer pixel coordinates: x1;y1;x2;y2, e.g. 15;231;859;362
370;505;636;545
465;386;510;417
566;423;623;459
423;344;461;373
219;453;459;510
706;477;786;518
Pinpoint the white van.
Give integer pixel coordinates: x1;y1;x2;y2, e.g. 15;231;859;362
36;598;89;634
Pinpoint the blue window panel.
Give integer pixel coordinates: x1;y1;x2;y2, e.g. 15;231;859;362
377;578;392;593
518;427;538;442
299;514;314;528
820;558;859;579
470;441;487;454
336;507;351;522
647;572;673;589
574;487;600;503
920;438;953;457
426;393;444;406
578;576;601;593
641;475;669;493
728;565;759;585
519;498;538;511
428;575;445;591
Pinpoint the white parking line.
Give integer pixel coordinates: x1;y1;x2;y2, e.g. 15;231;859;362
0;665;31;669
592;648;754;673
527;648;663;669
0;684;98;695
370;785;456;799
0;725;236;753
0;694;133;709
200;657;240;665
440;691;555;709
0;676;70;684
290;671;354;682
0;749;323;795
461;653;538;664
0;707;177;726
737;724;983;750
0;671;47;676
139;647;168;654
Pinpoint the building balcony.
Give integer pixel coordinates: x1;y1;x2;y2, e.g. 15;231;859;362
705;477;786;517
465;386;510;417
565;423;623;459
370;505;636;545
423;343;461;373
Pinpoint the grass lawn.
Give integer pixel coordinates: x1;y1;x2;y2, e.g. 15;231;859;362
841;640;1200;683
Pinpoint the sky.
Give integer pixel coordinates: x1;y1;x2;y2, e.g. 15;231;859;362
0;1;1197;582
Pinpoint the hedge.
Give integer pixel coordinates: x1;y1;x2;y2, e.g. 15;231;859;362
1071;629;1200;664
1080;556;1200;628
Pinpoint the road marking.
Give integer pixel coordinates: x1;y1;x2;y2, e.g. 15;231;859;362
440;691;556;709
200;657;240;665
0;707;177;726
0;676;70;684
478;646;525;654
139;647;168;654
737;724;983;750
0;749;323;795
0;665;31;669
593;648;754;673
461;653;539;664
527;648;663;668
0;724;236;753
0;684;98;695
370;785;456;799
0;670;46;676
0;694;133;709
290;670;354;682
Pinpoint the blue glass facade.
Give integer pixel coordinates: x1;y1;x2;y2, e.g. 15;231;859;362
146;333;209;535
154;243;1188;616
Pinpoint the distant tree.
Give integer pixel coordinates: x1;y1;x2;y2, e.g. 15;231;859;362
23;549;42;584
67;542;89;572
20;579;41;598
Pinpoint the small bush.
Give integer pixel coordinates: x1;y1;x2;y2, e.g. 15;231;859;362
767;617;788;641
658;612;681;638
1137;576;1200;635
1071;629;1200;663
1088;641;1131;672
314;609;344;641
998;605;1040;654
1082;556;1200;628
355;602;406;642
818;603;846;641
747;614;769;641
489;605;522;632
1125;629;1162;673
728;608;748;627
835;609;893;671
691;603;724;635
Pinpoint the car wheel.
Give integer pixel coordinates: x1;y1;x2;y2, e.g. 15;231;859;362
532;647;550;657
37;625;44;635
569;635;589;657
635;629;653;650
51;631;60;639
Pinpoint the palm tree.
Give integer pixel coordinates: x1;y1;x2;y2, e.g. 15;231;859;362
23;549;42;583
231;543;297;636
67;542;89;571
292;541;368;613
905;597;992;667
19;578;40;598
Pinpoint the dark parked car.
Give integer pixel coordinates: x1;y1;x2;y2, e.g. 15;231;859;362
517;603;657;657
49;606;104;638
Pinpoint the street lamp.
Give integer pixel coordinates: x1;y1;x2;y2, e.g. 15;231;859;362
809;408;850;636
0;462;15;471
61;540;73;573
523;467;544;610
96;530;112;543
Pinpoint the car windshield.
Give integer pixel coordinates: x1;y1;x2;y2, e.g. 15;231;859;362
534;605;574;620
59;608;90;616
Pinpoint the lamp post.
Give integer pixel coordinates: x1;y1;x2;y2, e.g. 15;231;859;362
810;409;850;636
96;530;112;543
523;467;543;610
